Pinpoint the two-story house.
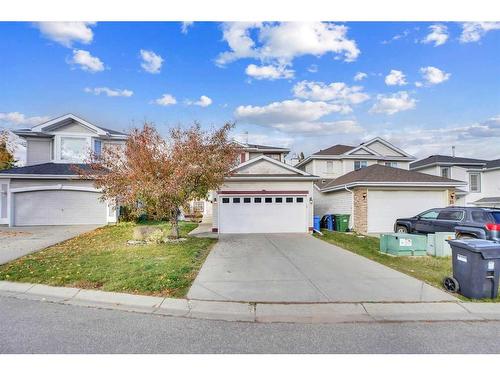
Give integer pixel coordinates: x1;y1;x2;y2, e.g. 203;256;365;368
0;114;127;226
410;155;500;208
297;138;465;233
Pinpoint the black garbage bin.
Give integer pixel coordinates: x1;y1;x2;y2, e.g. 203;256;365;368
444;239;500;299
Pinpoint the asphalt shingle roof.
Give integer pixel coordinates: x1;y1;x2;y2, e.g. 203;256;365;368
317;164;462;190
312;144;355;156
410;155;488;169
0;163;92;176
486;159;500;169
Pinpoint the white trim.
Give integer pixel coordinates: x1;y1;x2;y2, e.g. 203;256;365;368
226;176;319;181
10;184;101;193
345;144;382;157
320;181;466;193
411;161;487;171
32;114;107;135
231;155;314;176
359;137;415;158
0;174;83;179
0;180;9;225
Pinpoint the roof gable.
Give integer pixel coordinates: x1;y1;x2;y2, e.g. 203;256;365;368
231;155;312;177
312;144;355;156
411;155;488;169
29;114;127;137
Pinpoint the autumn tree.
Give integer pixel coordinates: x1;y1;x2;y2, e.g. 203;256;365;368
0;130;17;170
79;122;239;238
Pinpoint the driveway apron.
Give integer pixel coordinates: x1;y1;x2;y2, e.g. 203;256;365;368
188;233;457;303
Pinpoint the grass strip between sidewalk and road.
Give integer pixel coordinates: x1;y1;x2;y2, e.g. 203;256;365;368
0;221;216;298
316;230;499;302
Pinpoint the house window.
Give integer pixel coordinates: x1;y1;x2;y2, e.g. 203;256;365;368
243;197;251;203
60;137;88;162
94;139;102;156
441;167;450;179
265;197;273;203
254;197;262;203
286;197;293;203
326;160;334;173
296;197;304;203
469;173;481;192
222;198;230;203
275;197;283;203
354;160;368;170
384;161;398;168
232;197;241;203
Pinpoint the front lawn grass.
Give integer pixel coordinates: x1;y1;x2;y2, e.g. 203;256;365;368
0;221;216;298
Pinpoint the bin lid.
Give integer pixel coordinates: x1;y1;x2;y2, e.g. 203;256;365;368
447;239;500;259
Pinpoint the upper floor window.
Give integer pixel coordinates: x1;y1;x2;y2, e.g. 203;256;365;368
384;161;398;168
60;137;88;162
94;139;102;157
326;160;334;173
469;172;481;193
354;160;368;170
440;167;450;178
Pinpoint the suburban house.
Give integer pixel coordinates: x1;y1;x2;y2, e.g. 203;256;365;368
410;155;500;207
0;114;127;226
296;138;466;233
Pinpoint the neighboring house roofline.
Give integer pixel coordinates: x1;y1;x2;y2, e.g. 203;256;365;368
233;140;290;154
319;181;466;193
231;154;313;176
295;154;414;169
410;155;488;170
358;136;415;159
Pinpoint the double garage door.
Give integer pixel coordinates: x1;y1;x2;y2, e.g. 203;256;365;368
218;194;308;233
13;190;108;226
367;190;446;233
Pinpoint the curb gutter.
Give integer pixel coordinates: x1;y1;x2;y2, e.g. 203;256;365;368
1;280;499;324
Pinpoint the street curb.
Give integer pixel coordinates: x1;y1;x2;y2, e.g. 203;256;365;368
1;280;499;324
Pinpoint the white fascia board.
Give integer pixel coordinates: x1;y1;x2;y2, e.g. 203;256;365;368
0;174;84;179
231;155;313;176
225;176;320;181
412;162;487;171
320;181;467;193
32;114;107;136
361;137;415;159
10;184;101;193
345;144;382;157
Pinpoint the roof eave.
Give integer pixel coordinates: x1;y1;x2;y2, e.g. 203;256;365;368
320;181;466;193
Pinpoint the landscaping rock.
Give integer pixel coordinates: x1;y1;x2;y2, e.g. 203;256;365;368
132;226;159;241
164;237;187;243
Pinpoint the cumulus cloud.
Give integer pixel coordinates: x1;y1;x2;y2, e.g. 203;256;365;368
140;49;163;74
370;91;416;115
0;112;49;127
35;22;96;47
216;22;360;67
384;70;407;86
181;21;194;34
292;81;369;109
460;22;500;43
419;66;450;85
234;99;361;134
245;64;294;80
421;24;449;46
154;94;177;106
307;64;318;73
186;95;213;107
84;87;133;97
354;72;367;81
69;49;104;72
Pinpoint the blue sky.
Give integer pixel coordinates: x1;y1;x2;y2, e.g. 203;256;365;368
1;21;500;159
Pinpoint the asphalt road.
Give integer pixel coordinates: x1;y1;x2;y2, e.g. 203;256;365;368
1;296;500;354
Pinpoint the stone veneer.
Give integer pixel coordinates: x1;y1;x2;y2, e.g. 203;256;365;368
353;187;368;233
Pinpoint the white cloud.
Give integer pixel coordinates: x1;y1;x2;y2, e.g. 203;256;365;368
420;66;450;85
181;22;194;34
384;70;407;86
35;22;95;47
84;87;133;97
292;81;369;109
460;22;500;43
0;112;49;127
186;95;213;107
421;24;449;47
245;64;294;80
69;49;104;72
140;49;163;74
154;94;177;106
234;99;361;134
354;72;367;81
370;91;416;115
307;64;318;73
216;22;360;66
381;29;411;44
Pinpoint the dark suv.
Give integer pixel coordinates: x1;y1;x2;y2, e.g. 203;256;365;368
394;207;500;241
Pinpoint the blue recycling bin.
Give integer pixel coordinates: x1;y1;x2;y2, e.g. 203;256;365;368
326;214;335;231
313;215;321;232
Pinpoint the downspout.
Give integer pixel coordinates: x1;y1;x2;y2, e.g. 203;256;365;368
344;185;354;231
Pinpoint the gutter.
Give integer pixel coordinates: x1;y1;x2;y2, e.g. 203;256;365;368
344;184;354;230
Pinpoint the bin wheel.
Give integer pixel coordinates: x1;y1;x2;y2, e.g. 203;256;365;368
443;276;459;292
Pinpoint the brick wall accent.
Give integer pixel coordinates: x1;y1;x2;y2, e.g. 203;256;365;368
447;189;456;206
353;187;368;233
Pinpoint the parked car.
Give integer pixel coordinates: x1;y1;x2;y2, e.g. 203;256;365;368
394;207;500;241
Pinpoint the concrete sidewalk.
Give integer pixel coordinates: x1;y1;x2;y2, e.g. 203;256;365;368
1;281;499;324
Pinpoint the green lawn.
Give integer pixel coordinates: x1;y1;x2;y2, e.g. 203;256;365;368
316;230;500;302
0;221;216;298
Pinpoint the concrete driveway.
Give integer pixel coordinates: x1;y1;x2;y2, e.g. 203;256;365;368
188;234;457;303
0;225;101;265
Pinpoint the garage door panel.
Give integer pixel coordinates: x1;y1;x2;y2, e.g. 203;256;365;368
367;190;445;233
219;196;308;233
14;190;107;226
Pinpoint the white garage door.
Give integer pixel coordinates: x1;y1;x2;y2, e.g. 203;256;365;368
367;190;446;233
218;195;308;233
14;190;108;226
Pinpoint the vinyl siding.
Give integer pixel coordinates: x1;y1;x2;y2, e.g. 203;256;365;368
26;138;52;165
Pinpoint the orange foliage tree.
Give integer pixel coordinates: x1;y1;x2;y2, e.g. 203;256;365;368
79;122;238;238
0;130;17;170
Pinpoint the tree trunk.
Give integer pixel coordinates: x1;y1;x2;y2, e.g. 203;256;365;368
170;209;180;239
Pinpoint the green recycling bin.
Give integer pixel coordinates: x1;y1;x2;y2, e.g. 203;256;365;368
334;214;350;232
